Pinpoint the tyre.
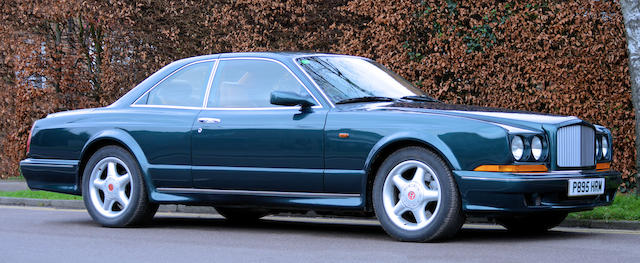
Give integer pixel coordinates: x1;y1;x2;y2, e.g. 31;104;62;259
372;147;465;242
496;212;568;233
82;146;158;227
215;207;269;223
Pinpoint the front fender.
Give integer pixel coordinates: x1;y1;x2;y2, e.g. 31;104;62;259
364;132;461;173
363;117;512;174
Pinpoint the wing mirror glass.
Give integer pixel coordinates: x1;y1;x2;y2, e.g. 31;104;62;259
270;91;316;111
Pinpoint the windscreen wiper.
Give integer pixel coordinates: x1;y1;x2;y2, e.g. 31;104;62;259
400;95;441;103
335;96;395;104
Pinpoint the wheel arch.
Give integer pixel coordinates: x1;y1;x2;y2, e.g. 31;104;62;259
362;135;460;211
78;129;151;194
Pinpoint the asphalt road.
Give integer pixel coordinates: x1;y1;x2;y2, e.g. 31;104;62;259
1;205;639;263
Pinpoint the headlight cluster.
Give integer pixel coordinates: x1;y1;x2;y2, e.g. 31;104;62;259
510;135;547;162
596;135;611;160
510;136;524;160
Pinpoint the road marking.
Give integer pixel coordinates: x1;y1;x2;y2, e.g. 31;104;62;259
1;205;639;235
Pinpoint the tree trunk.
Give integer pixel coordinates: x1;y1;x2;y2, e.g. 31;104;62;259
621;0;640;194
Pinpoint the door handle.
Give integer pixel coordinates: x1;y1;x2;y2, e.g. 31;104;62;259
198;117;221;124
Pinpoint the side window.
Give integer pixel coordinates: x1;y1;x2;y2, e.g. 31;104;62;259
137;61;214;107
206;59;314;108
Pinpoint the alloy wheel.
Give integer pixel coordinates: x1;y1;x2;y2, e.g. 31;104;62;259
88;157;133;218
382;160;442;231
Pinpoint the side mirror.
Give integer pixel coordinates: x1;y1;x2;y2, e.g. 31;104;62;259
270;91;315;111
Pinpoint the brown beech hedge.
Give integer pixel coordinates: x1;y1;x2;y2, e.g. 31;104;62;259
0;1;635;190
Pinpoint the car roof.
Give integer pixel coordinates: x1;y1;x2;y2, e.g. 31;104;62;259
220;51;329;58
178;51;361;63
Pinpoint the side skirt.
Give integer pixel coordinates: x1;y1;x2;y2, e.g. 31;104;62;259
151;188;364;211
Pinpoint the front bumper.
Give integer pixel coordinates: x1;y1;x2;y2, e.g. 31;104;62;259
454;169;621;214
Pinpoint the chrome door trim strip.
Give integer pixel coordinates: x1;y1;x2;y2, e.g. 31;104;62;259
191;165;324;173
156;188;360;198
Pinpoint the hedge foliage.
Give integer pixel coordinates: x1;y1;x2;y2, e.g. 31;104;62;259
0;0;635;189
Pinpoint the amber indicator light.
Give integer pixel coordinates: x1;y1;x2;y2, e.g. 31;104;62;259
596;162;611;171
474;164;548;173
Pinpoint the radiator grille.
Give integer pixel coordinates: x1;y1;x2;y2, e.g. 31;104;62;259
557;125;595;167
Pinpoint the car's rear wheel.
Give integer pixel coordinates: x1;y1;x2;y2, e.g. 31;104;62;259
373;147;464;242
496;212;568;233
215;207;269;223
82;146;158;227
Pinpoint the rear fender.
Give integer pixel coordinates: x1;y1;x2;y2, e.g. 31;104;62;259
80;129;155;199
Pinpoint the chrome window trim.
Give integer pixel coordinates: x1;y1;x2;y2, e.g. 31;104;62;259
131;104;321;111
201;59;220;108
203;106;322;111
131;59;217;107
130;104;203;110
203;57;323;109
156;187;360;198
130;56;332;111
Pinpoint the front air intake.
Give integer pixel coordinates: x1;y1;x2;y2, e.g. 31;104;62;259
556;125;595;168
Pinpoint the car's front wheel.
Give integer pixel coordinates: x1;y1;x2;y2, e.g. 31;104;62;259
373;147;465;242
82;146;158;227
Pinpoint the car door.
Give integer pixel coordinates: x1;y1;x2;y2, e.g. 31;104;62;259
191;58;327;192
129;60;214;188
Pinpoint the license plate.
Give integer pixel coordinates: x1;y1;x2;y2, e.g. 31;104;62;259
568;178;605;197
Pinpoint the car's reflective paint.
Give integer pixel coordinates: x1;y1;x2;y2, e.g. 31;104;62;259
20;52;621;215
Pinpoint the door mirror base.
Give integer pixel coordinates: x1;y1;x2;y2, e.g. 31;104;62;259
270;91;316;112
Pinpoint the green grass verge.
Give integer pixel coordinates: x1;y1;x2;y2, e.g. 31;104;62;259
568;194;640;221
0;190;81;200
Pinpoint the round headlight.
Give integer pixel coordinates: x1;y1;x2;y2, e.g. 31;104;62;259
596;137;601;159
601;137;608;159
531;136;543;160
511;136;524;161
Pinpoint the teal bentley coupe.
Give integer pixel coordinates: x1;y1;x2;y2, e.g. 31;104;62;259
20;52;621;242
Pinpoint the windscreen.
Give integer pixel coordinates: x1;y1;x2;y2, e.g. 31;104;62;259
296;56;427;103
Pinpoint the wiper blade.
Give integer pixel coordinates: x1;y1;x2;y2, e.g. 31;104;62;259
400;95;440;103
335;96;395;104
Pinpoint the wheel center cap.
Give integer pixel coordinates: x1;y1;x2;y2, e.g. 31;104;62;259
408;191;416;200
401;183;422;208
108;184;114;192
